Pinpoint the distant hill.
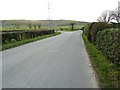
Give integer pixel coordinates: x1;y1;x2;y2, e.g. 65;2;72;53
2;20;88;26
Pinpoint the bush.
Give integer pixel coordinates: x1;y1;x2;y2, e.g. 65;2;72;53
83;23;94;42
11;39;17;43
83;22;110;44
110;23;120;28
82;33;118;88
95;28;119;65
90;22;109;44
83;22;119;65
2;30;54;44
2;32;61;51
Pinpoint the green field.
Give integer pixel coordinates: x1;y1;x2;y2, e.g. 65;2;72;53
1;20;88;31
0;20;88;51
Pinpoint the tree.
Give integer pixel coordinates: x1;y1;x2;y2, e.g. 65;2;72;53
37;24;41;29
70;21;75;30
97;2;120;23
28;23;32;29
97;10;114;23
33;24;37;29
111;8;120;23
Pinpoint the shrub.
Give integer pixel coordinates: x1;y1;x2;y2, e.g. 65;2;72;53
90;22;109;44
11;39;17;43
83;22;110;44
5;40;9;44
2;30;54;44
110;23;120;28
83;23;95;42
82;33;118;88
95;28;119;65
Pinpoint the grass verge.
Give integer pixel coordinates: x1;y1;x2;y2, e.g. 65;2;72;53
82;33;119;88
1;32;61;51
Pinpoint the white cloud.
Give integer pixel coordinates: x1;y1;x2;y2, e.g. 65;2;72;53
0;0;119;22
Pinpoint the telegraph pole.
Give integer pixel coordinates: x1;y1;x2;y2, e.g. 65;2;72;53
48;2;51;30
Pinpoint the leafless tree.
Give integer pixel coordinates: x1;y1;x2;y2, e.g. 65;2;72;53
97;10;114;23
111;7;120;23
98;1;120;23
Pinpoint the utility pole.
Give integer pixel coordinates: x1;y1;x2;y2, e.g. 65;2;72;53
48;2;51;30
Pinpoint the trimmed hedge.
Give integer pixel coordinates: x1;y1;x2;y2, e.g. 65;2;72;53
90;22;110;44
1;30;54;44
1;32;61;51
82;33;118;88
83;22;120;65
111;23;120;28
83;23;94;42
83;22;120;88
83;22;110;44
96;28;119;65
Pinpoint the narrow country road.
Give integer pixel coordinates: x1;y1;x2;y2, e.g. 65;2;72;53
2;31;98;88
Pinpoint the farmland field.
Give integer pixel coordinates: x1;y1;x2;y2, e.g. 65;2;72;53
1;20;88;31
0;20;88;50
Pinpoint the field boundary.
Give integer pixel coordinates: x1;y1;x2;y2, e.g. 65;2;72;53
1;32;61;51
82;33;118;88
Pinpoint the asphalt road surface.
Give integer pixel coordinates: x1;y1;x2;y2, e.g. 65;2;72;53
2;31;98;88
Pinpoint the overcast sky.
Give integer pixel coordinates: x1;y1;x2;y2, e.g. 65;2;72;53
0;0;119;22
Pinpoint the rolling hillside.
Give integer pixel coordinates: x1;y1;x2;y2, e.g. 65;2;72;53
2;20;88;26
1;20;88;31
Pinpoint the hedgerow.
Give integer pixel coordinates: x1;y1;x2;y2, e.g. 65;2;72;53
83;22;110;44
83;22;119;65
1;30;54;44
96;28;119;65
83;23;120;88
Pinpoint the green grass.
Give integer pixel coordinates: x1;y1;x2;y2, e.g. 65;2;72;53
1;25;83;31
54;25;83;31
1;32;61;51
1;26;49;31
82;33;119;88
1;20;88;31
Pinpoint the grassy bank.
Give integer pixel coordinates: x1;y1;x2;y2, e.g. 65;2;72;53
82;33;118;88
1;32;61;51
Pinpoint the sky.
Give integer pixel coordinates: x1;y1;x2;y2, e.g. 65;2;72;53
0;0;119;22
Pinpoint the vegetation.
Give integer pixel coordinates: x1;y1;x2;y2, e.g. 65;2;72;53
2;30;55;45
83;22;119;65
1;20;88;50
69;21;76;30
58;25;83;31
83;22;110;44
82;33;119;88
1;20;88;31
97;6;120;23
1;32;61;51
82;20;120;88
96;28;119;65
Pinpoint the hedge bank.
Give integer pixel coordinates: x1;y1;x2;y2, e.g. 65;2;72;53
1;30;54;44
